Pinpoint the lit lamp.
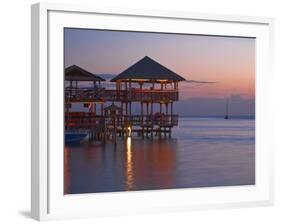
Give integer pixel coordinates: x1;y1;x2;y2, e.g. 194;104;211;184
128;126;132;137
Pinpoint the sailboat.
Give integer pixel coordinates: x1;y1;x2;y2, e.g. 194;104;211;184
224;99;229;120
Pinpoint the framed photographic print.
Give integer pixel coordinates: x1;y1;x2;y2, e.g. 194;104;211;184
31;2;274;221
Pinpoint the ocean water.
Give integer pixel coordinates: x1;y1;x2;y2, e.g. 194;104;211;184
64;117;255;194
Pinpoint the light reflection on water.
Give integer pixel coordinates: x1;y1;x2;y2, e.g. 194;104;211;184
125;137;134;190
64;118;255;194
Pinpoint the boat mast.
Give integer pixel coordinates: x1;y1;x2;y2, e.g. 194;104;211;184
224;98;229;120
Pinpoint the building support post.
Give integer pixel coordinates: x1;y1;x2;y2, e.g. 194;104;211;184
151;102;153;138
121;102;124;139
146;102;149;138
140;82;144;139
165;103;168;138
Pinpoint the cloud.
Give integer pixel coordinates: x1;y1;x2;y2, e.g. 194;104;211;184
184;80;217;84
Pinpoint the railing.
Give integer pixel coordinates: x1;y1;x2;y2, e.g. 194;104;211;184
65;113;178;128
65;88;179;102
123;114;178;126
65;113;105;128
65;87;105;101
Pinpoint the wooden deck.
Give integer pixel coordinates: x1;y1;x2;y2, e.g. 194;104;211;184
65;88;179;103
65;113;178;128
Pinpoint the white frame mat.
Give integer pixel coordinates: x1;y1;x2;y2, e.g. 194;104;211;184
31;2;274;221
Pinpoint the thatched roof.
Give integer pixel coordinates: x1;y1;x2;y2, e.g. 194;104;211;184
111;56;185;82
65;65;105;82
104;103;121;111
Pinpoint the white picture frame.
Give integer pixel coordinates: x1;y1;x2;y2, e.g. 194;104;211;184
31;2;274;221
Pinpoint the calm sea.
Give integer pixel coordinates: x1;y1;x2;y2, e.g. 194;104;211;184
64;117;255;194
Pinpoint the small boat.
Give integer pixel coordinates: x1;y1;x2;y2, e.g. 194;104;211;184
65;131;88;144
224;99;229;120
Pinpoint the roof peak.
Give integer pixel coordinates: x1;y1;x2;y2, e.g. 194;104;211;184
142;55;155;61
111;56;186;82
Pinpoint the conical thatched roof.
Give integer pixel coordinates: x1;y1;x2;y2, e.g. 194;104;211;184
65;65;105;82
111;56;185;82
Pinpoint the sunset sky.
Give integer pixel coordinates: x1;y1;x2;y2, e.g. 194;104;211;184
64;28;255;116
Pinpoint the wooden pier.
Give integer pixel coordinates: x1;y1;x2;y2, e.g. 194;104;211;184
65;56;185;143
